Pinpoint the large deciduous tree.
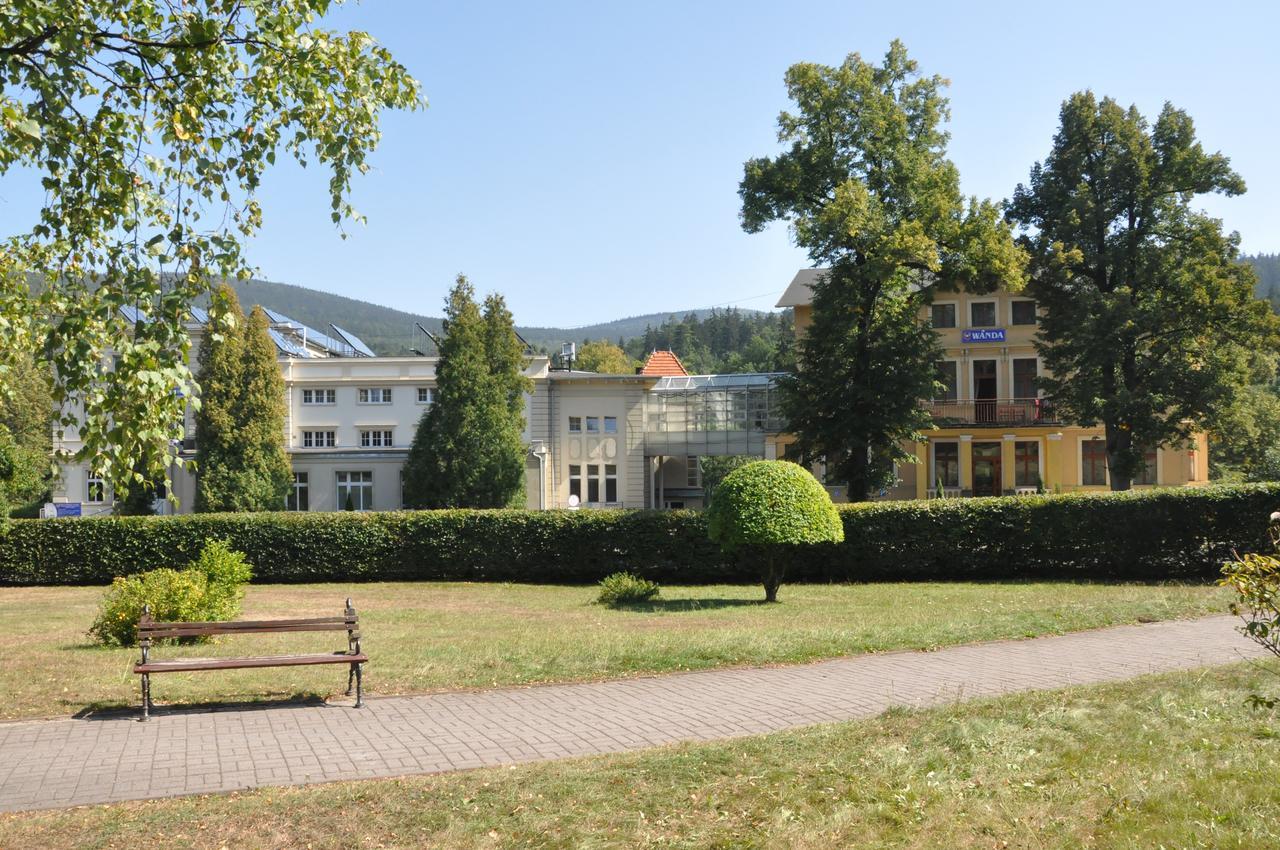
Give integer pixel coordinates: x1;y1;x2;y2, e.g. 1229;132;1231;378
1007;92;1277;490
404;276;531;509
740;42;1026;499
193;285;290;511
575;340;633;374
0;1;421;500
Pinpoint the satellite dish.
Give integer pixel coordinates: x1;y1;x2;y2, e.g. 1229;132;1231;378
567;494;580;510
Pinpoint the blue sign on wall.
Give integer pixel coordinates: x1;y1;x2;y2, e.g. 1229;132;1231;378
55;503;82;517
961;328;1006;343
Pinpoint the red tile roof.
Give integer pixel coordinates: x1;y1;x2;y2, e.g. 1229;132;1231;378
639;350;689;377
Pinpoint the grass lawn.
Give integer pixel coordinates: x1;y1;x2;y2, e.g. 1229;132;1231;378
0;580;1229;721
1;662;1276;848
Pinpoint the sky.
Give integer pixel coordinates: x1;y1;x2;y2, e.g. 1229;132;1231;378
2;0;1278;328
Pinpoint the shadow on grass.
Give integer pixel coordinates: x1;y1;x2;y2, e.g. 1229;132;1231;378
71;693;333;721
609;598;766;613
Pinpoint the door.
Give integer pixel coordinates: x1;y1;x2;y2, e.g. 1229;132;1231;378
972;442;1002;497
973;360;997;423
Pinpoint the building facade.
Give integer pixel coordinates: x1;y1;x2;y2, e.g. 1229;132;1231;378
775;269;1210;500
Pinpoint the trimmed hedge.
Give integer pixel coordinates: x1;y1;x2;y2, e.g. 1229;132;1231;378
1;484;1276;586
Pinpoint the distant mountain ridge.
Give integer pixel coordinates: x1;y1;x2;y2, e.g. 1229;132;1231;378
216;278;763;355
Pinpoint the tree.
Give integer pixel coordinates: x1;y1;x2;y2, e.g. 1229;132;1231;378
576;340;634;374
193;286;290;511
1008;92;1278;490
404;276;531;509
0;352;52;515
706;461;843;602
0;2;422;500
739;42;1026;499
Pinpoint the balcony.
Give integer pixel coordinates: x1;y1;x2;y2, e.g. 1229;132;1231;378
925;397;1060;427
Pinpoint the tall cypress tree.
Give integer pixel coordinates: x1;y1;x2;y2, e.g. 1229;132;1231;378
404;276;530;508
193;287;290;511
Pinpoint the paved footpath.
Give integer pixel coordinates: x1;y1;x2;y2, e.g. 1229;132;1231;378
0;615;1265;813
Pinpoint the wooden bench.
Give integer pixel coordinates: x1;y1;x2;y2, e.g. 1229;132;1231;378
134;598;367;720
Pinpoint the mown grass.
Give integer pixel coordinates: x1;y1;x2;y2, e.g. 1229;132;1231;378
2;662;1276;848
0;580;1230;720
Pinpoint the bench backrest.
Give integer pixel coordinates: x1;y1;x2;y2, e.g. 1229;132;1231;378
138;599;358;643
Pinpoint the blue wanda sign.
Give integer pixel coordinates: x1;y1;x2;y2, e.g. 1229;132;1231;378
55;503;82;517
962;328;1006;343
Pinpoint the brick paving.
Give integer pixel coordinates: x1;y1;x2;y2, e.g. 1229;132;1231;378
0;614;1263;812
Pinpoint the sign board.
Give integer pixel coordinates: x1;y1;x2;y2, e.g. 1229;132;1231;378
567;494;580;511
961;328;1006;343
54;503;82;518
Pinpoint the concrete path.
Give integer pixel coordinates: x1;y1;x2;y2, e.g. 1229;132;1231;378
0;615;1265;812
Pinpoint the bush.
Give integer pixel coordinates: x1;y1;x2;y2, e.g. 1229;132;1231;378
596;571;661;606
1222;512;1280;705
1;484;1277;587
87;539;253;646
706;461;844;601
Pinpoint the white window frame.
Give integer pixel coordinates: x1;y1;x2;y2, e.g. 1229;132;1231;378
302;430;337;449
605;464;618;504
357;387;392;405
935;358;960;402
1010;356;1039;400
603;416;618;434
359;429;393;448
585;416;600;434
970;357;1000;400
686;456;699;487
968;298;999;329
930;300;958;329
287;472;309;511
336;470;374;511
1080;437;1108;487
1012;439;1045;488
416;387;435;405
568;416;582;434
568;464;583;502
930;441;960;489
86;471;107;504
1009;298;1038;326
586;463;602;504
301;388;336;406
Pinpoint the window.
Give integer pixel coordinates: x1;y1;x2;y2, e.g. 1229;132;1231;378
568;464;582;501
935;361;958;402
932;443;959;488
1136;448;1158;485
1014;441;1040;488
568;416;582;433
931;303;956;328
86;471;106;503
302;430;336;448
1011;300;1037;325
605;464;618;503
287;473;309;511
357;387;392;404
603;416;617;434
336;470;373;511
416;387;435;405
1012;358;1038;399
360;429;393;447
587;463;601;503
302;388;336;405
585;416;600;434
970;301;997;327
686;456;700;487
1082;439;1107;486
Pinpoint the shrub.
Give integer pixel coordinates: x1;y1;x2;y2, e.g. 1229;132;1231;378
596;571;660;606
706;461;844;602
87;539;253;647
1222;512;1280;706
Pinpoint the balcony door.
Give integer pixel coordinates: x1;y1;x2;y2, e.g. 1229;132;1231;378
972;442;1002;497
973;360;997;424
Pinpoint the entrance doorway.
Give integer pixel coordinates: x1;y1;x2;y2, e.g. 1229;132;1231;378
972;441;1002;496
973;360;997;423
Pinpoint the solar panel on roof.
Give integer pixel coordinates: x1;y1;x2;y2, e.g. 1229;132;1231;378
188;306;209;324
329;324;376;357
267;328;311;358
118;305;147;324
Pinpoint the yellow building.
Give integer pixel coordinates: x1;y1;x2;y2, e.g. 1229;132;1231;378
775;270;1209;500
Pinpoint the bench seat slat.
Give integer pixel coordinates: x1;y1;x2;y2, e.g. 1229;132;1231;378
135;652;368;673
141;623;358;639
141;616;354;630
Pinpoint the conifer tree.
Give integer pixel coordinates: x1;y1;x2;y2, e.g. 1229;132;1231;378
193;287;290;511
404;276;530;508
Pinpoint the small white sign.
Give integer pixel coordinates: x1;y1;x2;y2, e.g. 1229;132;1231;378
567;494;580;511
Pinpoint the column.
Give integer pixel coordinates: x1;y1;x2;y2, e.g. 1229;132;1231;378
1002;434;1017;493
914;440;929;500
1045;433;1063;493
959;434;973;495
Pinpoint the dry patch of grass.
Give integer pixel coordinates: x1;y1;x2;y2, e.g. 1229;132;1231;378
0;579;1231;720
2;663;1276;849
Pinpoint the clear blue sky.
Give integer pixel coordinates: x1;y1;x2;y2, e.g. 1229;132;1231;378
3;1;1277;327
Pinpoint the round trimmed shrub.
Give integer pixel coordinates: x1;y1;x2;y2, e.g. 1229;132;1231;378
706;460;844;601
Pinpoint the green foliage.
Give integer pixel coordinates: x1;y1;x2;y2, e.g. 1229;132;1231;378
194;290;291;511
3;485;1278;587
1008;92;1279;490
404;276;531;508
739;42;1026;499
1244;254;1280;311
1221;516;1280;685
621;309;794;374
575;341;635;374
706;461;843;601
698;456;755;506
0;3;421;500
87;539;252;646
596;572;660;607
0;353;53;516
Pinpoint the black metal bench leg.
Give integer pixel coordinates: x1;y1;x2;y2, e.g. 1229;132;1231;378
346;663;355;697
141;673;150;721
354;662;363;708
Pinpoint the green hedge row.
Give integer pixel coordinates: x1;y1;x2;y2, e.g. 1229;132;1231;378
1;484;1276;586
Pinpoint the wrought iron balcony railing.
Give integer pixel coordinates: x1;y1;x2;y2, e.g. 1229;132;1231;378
925;397;1060;427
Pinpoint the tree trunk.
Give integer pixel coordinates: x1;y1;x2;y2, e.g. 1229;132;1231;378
762;553;783;603
1105;421;1133;492
844;444;872;503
